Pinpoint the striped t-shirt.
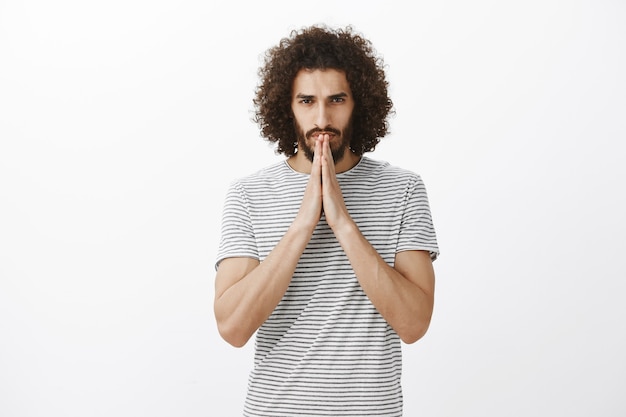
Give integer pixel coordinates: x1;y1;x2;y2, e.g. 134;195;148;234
216;156;439;416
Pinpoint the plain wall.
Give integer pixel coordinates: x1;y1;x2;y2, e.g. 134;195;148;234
1;0;625;416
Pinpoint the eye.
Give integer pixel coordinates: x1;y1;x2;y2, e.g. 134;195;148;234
331;97;345;103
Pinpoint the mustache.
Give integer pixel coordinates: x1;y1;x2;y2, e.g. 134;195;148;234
305;127;341;139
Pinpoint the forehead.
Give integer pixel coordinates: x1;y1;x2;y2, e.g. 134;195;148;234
292;68;351;96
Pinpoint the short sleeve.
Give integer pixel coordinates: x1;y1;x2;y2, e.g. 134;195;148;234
215;181;259;270
396;175;440;261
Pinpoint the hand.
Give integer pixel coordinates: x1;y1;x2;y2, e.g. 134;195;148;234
293;137;323;232
319;134;350;230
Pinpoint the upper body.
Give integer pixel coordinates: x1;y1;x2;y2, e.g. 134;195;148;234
216;157;438;415
214;25;439;416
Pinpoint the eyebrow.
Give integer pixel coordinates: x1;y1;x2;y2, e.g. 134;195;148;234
295;92;349;100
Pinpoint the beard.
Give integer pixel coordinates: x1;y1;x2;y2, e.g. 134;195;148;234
295;120;354;164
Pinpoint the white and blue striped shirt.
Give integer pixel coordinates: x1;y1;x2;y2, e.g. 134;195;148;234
216;156;439;416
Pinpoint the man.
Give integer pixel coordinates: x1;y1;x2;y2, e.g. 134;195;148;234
214;25;439;416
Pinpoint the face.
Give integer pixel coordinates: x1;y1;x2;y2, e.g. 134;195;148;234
291;68;355;163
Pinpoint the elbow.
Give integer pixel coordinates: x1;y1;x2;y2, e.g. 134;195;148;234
215;311;253;348
217;321;251;348
214;295;258;347
398;319;431;345
223;335;250;349
400;328;428;345
214;300;253;347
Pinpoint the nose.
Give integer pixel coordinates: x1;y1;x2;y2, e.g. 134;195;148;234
314;102;330;128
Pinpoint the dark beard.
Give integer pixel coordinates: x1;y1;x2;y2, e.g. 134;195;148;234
295;123;353;163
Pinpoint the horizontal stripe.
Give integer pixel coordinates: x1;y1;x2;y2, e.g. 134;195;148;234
216;156;438;416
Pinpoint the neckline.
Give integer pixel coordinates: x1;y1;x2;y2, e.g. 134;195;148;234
282;156;366;178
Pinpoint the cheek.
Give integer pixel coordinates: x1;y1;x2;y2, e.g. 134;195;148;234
291;110;308;127
339;106;354;123
338;114;353;131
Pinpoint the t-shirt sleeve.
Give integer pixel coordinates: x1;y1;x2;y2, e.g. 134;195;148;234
396;174;440;261
215;180;259;270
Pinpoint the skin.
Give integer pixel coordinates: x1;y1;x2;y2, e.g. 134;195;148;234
214;69;435;347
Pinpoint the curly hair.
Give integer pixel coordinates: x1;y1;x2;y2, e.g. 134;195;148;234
253;25;394;157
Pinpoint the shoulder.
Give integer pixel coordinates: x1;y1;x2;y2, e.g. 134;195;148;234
229;160;294;189
356;156;423;183
225;160;307;204
237;161;288;182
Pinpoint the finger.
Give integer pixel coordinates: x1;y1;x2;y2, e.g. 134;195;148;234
321;134;335;176
319;134;328;162
311;136;322;177
320;134;328;169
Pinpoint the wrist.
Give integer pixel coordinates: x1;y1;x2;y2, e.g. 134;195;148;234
290;216;318;237
329;215;357;239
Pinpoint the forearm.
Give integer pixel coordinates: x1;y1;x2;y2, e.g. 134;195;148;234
333;220;435;344
215;222;315;347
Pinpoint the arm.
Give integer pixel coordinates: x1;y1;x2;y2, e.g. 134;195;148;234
332;225;435;344
214;140;325;347
319;136;436;344
214;222;314;347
